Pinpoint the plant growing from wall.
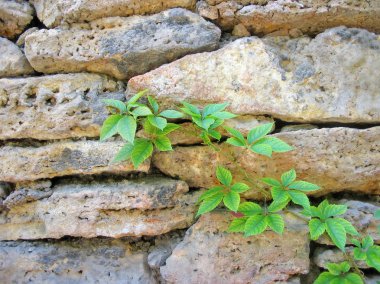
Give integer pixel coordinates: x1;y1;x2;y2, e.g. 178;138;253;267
101;91;379;283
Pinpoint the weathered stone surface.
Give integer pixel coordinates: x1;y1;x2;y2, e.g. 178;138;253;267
15;27;39;47
31;0;196;28
138;115;274;145
0;37;34;77
25;8;221;80
161;210;310;283
0;0;34;39
313;247;369;269
153;127;380;199
0;239;156;283
197;0;380;35
280;124;318;133
0;140;150;183
128;27;380;124
0;177;199;240
0;73;124;140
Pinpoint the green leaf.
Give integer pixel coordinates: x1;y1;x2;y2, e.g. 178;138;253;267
153;136;172;151
231;183;250;193
160;110;183;119
143;119;158;135
147;96;159;113
288;190;310;209
127;89;147;105
323;204;347;218
209;118;224;130
131;106;152;117
211;111;236;119
244;214;268;236
375;209;380;219
100;114;122;141
201;118;215;130
112;143;134;163
250;143;272;157
343;273;364;284
271;187;290;204
224;127;245;144
148;115;167;130
182;102;200;115
281;169;296;186
216;166;232;186
117;116;137;144
362;236;374;249
247;123;274;144
238;202;263;216
198;186;224;201
160;123;180;135
351;238;361;248
309;218;326;240
313;272;336;284
262;178;282;187
326;218;347;251
268;200;288;213
223;191;240;212
366;245;380;272
131;139;153;169
196;192;224;217
228;217;248;233
257;137;293;153
288;181;320;191
353;248;366;260
207;129;221;140
102;99;126;113
226;137;246;147
335;218;358;236
202;103;228;117
327;261;350;275
266;214;284;234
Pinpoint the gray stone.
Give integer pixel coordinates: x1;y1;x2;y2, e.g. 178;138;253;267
15;27;39;47
0;0;34;39
0;37;34;77
313;247;369;270
280;124;318;133
24;8;221;80
0;73;125;140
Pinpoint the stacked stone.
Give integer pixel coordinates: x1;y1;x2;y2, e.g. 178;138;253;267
0;0;379;283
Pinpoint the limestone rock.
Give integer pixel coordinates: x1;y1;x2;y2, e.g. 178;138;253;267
0;37;34;77
24;9;221;80
313;247;369;270
280;124;318;133
128;27;380;124
0;177;200;240
0;140;150;183
0;73;125;140
15;27;39;47
197;0;380;35
31;0;196;27
153;127;380;199
161;211;310;283
0;0;34;39
0;239;156;283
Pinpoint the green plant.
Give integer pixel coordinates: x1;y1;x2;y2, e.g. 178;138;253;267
352;236;380;272
314;262;363;284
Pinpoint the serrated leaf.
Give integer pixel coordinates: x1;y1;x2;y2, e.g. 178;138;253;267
224;127;245;144
309;218;326;240
161;123;180;135
223;191;240;212
112;143;134;163
288;181;320;191
100;114;122;141
268;200;288;213
198;186;224;201
228;217;248;233
266;214;284;234
148;115;167;130
343;273;364;284
226;137;246;147
211;111;236;119
196;192;224;217
250;143;272;157
323;204;347;218
271;187;290;204
147;96;159;113
182;102;200;115
143;119;158;135
327;261;350;275
216;166;232;186
231;183;250;193
353;248;366;260
202;103;228;117
131;139;153;169
362;236;374;249
209;118;224;130
313;272;336;284
244;214;268;236
281;169;296;186
351;238;361;248
117;116;137;144
160;110;183;119
127;89;147;105
257;137;293;153
208;129;221;140
131;106;152;117
247;123;274;144
102;99;127;113
335;218;358;236
288;190;310;209
366;245;380;272
201;118;215;130
262;177;282;187
153;136;172;151
326;218;347;251
238;202;263;216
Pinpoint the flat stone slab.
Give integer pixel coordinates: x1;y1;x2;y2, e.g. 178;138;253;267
0;0;34;39
31;0;196;27
129;27;380;124
25;8;221;80
0;73;124;140
153;127;380;199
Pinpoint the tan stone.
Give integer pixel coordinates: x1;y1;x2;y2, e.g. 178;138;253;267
313;247;370;270
153;127;380;199
128;27;380;124
232;23;251;37
0;140;150;183
197;0;380;35
161;210;310;283
0;73;124;140
24;9;221;80
31;0;196;27
0;0;34;39
0;37;34;77
0;177;200;240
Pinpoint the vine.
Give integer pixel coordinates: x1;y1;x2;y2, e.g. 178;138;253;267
100;90;380;284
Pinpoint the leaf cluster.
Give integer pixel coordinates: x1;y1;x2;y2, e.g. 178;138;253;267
352;236;380;272
314;262;363;284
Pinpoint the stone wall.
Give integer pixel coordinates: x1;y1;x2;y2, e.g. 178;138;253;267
0;1;379;283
